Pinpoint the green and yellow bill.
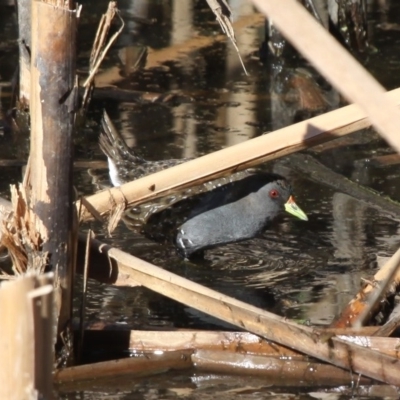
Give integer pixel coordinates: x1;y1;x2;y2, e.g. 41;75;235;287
284;195;308;221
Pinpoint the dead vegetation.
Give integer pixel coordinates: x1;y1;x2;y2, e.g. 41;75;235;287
0;185;47;276
2;0;400;397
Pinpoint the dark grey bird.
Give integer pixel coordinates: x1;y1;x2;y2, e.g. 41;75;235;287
174;173;307;258
98;111;307;258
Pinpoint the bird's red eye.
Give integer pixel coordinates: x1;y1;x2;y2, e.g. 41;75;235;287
269;189;279;198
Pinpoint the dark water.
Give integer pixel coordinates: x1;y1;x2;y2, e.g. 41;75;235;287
2;0;400;398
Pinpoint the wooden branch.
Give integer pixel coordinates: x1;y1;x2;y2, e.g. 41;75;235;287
81;1;124;111
337;335;400;358
77;87;400;222
87;239;400;384
251;0;400;153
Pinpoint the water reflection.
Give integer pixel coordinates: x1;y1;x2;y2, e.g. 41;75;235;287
81;0;400;330
2;0;400;397
1;1;397;331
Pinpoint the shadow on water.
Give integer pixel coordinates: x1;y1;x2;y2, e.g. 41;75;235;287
2;0;400;398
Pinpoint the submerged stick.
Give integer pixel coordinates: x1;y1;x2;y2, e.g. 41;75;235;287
77;87;400;222
54;350;193;384
281;153;400;218
193;350;373;385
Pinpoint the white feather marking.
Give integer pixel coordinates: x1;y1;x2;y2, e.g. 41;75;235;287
108;158;122;187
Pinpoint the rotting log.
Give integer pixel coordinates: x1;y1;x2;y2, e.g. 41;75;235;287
0;273;54;400
30;0;79;351
86;239;400;385
77;87;400;223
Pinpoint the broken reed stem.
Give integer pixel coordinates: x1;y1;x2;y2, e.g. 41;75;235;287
89;10;108;66
77;230;92;362
205;0;248;75
81;1;124;111
30;0;78;357
83;2;124;87
0;273;54;399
